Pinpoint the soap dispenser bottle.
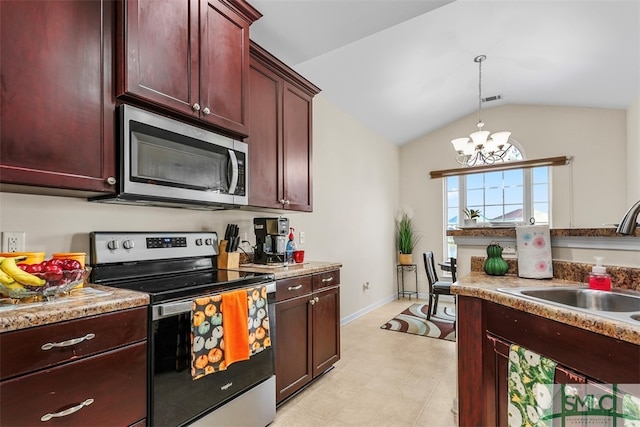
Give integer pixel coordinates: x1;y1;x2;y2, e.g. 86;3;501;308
588;256;611;291
286;228;296;264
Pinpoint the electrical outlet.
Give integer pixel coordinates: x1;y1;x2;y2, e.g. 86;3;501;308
2;232;26;252
299;232;305;244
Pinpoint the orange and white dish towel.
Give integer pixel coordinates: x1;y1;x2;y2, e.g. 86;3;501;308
190;285;271;380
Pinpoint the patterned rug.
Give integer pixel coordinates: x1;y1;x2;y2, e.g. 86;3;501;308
380;303;456;342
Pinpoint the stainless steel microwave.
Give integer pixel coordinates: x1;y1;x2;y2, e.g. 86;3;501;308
91;105;247;209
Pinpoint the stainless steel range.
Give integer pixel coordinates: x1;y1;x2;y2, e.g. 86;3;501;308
90;231;276;427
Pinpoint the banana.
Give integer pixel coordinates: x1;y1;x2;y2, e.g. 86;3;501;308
0;270;15;285
1;281;27;293
0;258;15;285
0;256;45;287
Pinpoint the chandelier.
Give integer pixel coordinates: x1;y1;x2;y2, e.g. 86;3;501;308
451;55;513;167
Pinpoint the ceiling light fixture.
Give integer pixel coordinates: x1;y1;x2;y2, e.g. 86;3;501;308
451;55;513;167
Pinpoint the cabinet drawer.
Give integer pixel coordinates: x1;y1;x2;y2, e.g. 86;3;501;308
0;307;147;379
313;270;340;291
1;342;147;426
276;275;312;302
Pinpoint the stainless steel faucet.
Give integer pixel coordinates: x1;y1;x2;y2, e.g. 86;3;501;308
616;200;640;235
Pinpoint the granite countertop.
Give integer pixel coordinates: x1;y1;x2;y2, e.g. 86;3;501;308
234;261;343;280
452;272;640;345
447;227;640;238
0;285;149;333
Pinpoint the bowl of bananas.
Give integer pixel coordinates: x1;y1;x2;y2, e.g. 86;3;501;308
0;256;91;302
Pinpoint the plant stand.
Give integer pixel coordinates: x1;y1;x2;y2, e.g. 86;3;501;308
396;264;418;300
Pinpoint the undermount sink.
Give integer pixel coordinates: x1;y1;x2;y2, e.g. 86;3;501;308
497;286;640;324
519;288;640;312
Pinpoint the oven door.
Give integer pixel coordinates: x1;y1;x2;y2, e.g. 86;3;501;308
150;284;275;426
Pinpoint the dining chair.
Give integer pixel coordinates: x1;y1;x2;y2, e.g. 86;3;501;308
423;252;454;320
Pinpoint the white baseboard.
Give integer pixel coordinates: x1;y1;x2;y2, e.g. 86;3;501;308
339;294;396;326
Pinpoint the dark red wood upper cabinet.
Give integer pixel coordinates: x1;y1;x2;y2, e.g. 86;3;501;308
118;0;260;137
0;0;116;193
247;42;320;212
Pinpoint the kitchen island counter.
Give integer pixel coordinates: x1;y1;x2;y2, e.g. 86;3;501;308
0;285;149;333
236;261;343;280
452;272;639;344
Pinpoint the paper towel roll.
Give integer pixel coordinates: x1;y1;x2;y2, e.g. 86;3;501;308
516;225;553;279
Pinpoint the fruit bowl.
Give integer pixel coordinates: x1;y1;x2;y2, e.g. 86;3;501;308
0;267;91;302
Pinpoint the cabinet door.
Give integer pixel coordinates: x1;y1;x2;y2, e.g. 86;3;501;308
282;81;313;212
274;293;312;404
1;342;147;426
0;0;115;192
247;58;283;209
312;286;340;377
119;0;200;116
200;0;250;135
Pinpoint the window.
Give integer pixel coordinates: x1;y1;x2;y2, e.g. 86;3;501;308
443;146;551;258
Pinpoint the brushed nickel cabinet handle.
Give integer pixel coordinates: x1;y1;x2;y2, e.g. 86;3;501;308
106;176;116;185
287;284;303;291
41;333;95;351
321;277;334;283
192;103;201;111
202;107;211;115
41;398;94;421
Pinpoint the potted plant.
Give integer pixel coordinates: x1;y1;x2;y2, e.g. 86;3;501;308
396;207;421;265
463;208;481;227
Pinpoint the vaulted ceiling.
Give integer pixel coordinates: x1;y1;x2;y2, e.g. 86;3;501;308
249;0;640;145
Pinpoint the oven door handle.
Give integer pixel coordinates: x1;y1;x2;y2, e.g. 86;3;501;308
153;282;276;321
158;301;194;318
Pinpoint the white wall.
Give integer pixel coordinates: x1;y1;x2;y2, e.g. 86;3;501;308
627;97;640;204
400;104;630;288
0;94;401;323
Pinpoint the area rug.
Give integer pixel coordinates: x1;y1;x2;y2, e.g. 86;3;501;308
380;303;456;342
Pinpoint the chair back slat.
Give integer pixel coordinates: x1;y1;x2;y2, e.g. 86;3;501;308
423;251;439;285
450;257;457;282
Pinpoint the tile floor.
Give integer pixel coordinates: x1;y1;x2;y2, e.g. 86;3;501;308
271;297;458;427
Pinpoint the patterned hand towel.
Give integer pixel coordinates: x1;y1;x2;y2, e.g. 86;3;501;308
508;344;557;427
191;294;225;380
247;285;271;355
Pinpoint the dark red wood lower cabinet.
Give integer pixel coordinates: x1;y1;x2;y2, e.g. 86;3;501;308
1;342;147;426
457;296;640;426
274;270;341;404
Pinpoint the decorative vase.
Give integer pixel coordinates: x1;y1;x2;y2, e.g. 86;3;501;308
463;218;477;227
483;244;509;276
398;253;413;265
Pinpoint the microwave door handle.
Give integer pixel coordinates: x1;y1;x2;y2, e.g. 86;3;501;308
227;149;239;195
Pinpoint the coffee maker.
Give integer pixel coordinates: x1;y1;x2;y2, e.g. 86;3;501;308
253;217;289;265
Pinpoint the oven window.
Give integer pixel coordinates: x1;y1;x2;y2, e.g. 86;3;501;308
130;123;230;193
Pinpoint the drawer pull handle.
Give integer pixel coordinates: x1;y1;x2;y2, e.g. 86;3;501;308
321;277;334;283
41;333;95;351
41;398;94;421
287;284;303;291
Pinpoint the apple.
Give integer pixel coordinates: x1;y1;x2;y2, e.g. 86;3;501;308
43;264;63;282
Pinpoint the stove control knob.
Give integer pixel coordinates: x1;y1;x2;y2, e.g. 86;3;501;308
195;238;203;246
205;238;213;245
123;239;135;250
107;240;120;250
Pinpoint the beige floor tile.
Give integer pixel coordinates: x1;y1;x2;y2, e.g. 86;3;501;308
273;298;458;427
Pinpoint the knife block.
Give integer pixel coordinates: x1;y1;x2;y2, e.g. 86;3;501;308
217;240;239;269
